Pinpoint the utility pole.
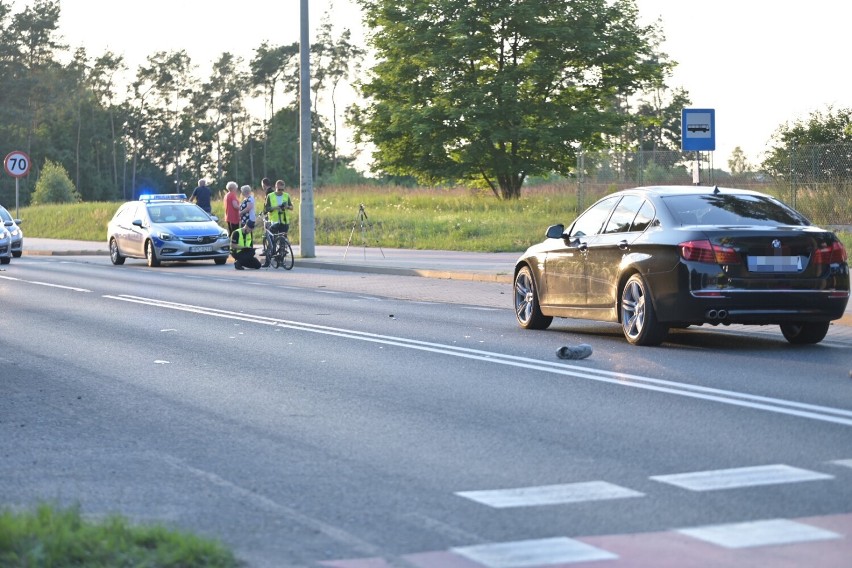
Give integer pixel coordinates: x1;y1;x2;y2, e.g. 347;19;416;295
299;0;316;257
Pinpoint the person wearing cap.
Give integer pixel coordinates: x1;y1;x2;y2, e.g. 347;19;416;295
261;179;293;267
189;178;212;213
230;222;261;270
238;185;256;232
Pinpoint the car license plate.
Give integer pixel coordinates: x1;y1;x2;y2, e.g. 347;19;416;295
190;245;213;253
747;255;803;272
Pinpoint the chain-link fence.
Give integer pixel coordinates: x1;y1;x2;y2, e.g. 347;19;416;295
569;145;852;229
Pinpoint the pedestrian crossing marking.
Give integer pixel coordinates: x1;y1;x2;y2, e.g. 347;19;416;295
451;537;617;568
676;518;841;549
456;481;643;508
830;458;852;469
650;464;833;491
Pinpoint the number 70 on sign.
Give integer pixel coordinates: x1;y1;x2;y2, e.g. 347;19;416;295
4;151;32;178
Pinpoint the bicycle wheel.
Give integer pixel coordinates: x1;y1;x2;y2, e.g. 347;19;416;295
262;235;274;267
276;236;294;270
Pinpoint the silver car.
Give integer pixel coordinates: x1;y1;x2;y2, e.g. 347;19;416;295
107;194;230;267
0;225;11;264
0;204;23;258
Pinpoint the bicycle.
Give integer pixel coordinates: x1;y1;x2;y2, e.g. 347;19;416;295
260;213;294;270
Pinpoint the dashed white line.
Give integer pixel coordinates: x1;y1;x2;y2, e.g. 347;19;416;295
650;464;833;491
456;481;644;508
677;518;841;549
452;537;617;568
0;274;91;292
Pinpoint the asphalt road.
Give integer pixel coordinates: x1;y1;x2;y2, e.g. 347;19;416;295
2;255;851;567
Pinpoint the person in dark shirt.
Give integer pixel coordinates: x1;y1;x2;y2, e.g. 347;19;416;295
189;178;213;213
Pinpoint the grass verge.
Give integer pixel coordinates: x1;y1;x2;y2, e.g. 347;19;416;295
0;503;241;567
13;184;852;252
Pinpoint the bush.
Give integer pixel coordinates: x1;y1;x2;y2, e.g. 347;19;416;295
30;160;81;205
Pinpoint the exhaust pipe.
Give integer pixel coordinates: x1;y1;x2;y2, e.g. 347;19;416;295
705;309;729;321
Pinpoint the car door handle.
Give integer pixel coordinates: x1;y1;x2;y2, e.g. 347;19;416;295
618;240;629;250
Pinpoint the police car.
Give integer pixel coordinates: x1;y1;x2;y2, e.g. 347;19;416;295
0;225;11;264
0;204;23;258
107;194;230;267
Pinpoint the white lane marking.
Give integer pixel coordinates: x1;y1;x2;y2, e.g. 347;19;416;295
830;458;852;469
452;537;617;568
0;274;91;292
677;518;841;549
461;306;500;311
102;295;852;427
650;464;833;491
456;481;643;508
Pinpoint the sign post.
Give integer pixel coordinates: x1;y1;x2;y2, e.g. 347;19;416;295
681;109;715;185
4;151;32;218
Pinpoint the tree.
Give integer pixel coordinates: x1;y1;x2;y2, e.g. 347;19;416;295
311;9;365;176
353;0;667;199
31;159;80;204
762;106;852;182
728;146;751;175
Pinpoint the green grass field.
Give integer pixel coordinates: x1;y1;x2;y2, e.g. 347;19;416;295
14;184;852;252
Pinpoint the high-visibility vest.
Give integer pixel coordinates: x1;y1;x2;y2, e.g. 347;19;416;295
231;229;253;250
267;192;290;224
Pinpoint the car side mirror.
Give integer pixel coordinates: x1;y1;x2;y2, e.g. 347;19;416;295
545;224;566;239
132;219;144;228
14;219;22;225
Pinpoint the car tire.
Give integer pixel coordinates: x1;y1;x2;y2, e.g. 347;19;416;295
780;321;830;345
145;240;161;267
621;273;668;346
12;251;21;258
0;256;9;265
213;257;227;265
514;265;553;330
109;238;125;265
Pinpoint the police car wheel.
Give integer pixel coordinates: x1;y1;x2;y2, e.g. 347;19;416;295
145;240;161;267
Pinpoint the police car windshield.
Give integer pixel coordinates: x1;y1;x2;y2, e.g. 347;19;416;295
147;203;210;223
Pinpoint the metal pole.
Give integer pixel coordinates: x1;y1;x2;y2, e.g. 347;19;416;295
299;0;316;258
15;178;19;218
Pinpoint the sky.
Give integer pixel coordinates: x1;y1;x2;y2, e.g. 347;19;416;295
47;0;852;172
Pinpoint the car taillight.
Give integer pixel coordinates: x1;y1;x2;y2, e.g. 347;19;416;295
679;240;741;265
813;241;848;264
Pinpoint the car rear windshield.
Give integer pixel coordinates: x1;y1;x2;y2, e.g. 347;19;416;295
662;193;809;227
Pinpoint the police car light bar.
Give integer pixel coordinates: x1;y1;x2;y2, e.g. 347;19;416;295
140;193;187;202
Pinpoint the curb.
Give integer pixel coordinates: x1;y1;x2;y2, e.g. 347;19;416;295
22;249;514;284
24;250;108;257
296;259;514;283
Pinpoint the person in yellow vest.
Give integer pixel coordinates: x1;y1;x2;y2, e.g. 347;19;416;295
262;179;293;267
230;223;261;270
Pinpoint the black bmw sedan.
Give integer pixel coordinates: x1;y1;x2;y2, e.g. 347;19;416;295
514;185;849;346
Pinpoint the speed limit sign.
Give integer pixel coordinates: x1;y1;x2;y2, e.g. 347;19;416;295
4;151;31;178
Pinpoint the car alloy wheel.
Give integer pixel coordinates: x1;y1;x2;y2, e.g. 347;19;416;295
514;266;552;330
621;273;667;346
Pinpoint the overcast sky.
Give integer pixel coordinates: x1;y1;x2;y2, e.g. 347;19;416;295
51;0;850;171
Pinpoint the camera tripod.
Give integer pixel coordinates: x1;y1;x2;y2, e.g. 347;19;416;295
344;203;385;260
